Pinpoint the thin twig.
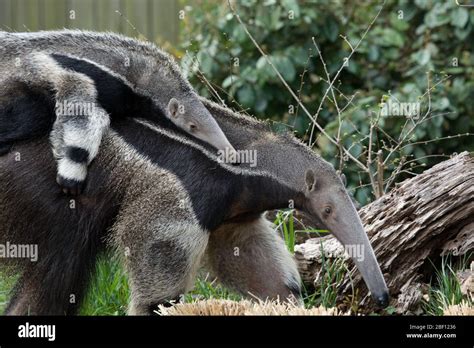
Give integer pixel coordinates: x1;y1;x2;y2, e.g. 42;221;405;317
309;0;387;146
227;0;369;172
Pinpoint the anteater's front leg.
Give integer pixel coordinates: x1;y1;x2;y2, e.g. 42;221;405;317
121;219;209;315
204;217;303;304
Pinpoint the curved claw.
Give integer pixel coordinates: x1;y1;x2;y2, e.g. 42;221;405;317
56;175;84;196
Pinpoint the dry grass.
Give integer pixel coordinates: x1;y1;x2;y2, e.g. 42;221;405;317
156;299;347;316
443;301;474;316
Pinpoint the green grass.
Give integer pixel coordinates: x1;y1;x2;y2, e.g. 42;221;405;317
422;254;472;316
274;210;349;309
0;270;17;314
79;254;130;315
0;212;344;315
273;209;329;254
2;252;469;316
303;253;349;309
3;213;468;315
184;274;242;303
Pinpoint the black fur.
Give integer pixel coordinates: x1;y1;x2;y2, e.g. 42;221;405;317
51;54;162;122
1;139;122;315
0;142;12;155
0;80;55;143
56;175;85;196
67;146;90;163
114;119;303;231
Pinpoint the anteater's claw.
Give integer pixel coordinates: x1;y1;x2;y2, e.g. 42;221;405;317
57;175;84;196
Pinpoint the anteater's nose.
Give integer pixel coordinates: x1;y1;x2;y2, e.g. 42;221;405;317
375;292;390;308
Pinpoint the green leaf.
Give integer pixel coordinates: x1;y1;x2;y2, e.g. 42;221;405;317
322;17;339;42
425;5;451;28
263;0;277;5
240;66;258;83
418;49;431;65
232;26;247;43
368;45;380;62
256;56;267;70
272;56;296;82
287;46;308;66
237;84;256;106
389;12;410;31
282;0;300;18
454;25;472;40
380;28;405;47
222;75;240;89
196;51;213;75
254;97;268;113
414;0;432;10
450;7;469;28
270;6;284;30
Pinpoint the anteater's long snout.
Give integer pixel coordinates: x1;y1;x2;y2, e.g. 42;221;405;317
375;292;390;308
330;203;390;308
205;118;238;162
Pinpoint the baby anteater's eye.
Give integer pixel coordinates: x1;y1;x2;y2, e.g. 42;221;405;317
324;206;332;215
189;124;197;132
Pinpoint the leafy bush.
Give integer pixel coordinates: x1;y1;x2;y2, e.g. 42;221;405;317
180;0;474;204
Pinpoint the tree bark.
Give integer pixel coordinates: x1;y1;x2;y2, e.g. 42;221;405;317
295;152;474;313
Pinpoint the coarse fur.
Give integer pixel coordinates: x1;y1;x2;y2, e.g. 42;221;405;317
0;30;235;194
0;87;389;313
0;87;311;314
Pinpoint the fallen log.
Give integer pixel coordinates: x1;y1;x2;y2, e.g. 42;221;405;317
295;152;474;313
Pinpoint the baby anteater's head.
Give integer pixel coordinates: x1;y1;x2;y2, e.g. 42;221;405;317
165;96;237;160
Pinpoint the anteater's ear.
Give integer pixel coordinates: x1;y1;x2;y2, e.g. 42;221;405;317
340;173;347;187
167;98;180;118
305;169;316;192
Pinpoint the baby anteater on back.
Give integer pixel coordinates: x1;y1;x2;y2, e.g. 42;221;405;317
0;30;236;194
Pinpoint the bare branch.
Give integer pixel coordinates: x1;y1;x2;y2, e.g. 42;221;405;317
227;0;369;172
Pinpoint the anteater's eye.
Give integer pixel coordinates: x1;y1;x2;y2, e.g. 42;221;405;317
324;206;332;215
189;124;197;131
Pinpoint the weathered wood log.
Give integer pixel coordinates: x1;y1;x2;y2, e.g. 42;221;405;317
295;152;474;313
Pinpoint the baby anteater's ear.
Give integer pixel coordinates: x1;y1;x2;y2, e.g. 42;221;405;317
167;98;181;118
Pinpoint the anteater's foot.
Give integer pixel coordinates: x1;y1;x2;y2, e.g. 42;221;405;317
57;159;88;196
56;175;85;196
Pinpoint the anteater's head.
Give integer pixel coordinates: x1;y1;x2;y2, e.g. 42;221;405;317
165;96;237;160
302;166;389;308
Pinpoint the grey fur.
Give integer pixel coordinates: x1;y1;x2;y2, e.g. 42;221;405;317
201;98;389;307
0;30;236;192
203;218;302;304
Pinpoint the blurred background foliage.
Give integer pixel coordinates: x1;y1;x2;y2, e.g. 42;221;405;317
180;0;474;205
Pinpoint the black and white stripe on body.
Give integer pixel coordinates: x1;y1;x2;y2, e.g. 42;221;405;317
1;51;111;195
0;30;237;195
